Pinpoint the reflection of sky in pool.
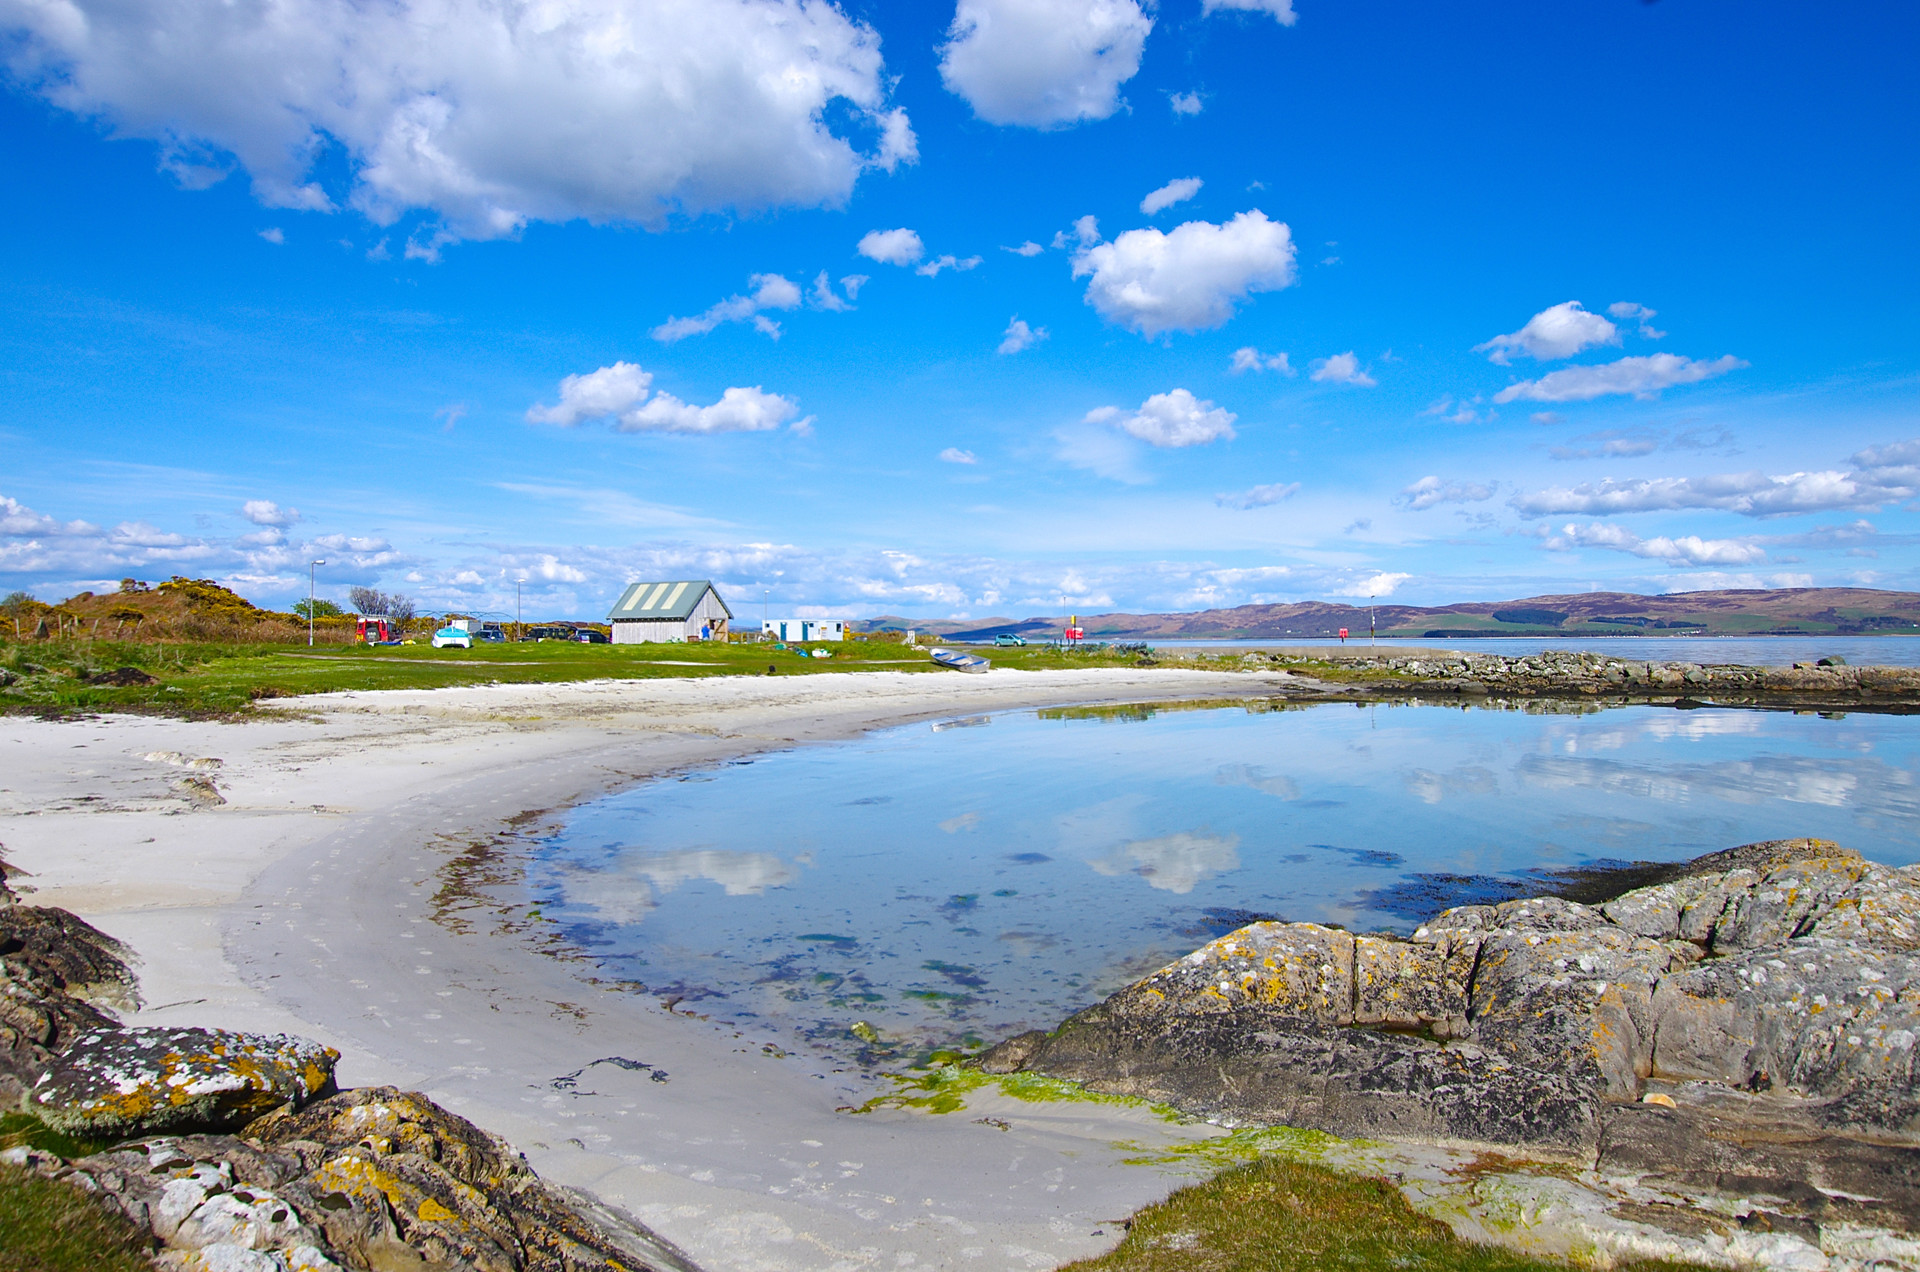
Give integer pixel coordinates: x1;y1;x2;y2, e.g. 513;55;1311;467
530;701;1920;1064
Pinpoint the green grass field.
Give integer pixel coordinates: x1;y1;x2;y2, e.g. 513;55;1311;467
0;637;1161;717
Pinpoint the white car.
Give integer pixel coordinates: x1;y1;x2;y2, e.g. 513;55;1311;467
431;626;472;649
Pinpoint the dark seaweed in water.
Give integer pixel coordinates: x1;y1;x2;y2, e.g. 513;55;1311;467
1180;906;1286;939
1357;856;1712;921
1312;844;1406;868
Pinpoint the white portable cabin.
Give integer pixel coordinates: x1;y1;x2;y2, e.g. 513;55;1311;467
763;618;845;642
606;580;733;643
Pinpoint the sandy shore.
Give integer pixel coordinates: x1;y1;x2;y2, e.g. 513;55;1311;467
0;666;1305;1272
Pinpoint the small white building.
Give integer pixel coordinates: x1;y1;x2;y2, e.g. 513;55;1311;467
763;618;845;642
607;580;732;643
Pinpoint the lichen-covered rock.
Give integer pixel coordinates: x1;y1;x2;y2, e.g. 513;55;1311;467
32;1026;339;1136
983;837;1920;1169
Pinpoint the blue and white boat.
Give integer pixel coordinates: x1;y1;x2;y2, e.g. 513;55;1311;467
929;647;990;674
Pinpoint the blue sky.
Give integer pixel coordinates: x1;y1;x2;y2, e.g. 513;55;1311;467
1;0;1916;621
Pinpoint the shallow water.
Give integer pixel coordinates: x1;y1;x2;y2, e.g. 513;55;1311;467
532;699;1920;1065
1148;636;1920;666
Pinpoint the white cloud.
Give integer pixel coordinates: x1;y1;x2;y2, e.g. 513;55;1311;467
916;253;982;278
1054;421;1149;483
1073;210;1296;337
939;447;978;465
1230;347;1294;375
1336;571;1410;598
858;227;925;266
1607;301;1666;339
1512;462;1918;520
1168;91;1203;116
1541;522;1767;566
652;273;802;342
1493;353;1745;403
1216;482;1299;509
1004;240;1045;256
1055;214;1102;249
1140;176;1202;216
938;0;1152;128
1087;388;1236;448
1475;301;1618;365
1308;351;1375;386
998;317;1048;354
616;386;801;435
3;0;913;244
1089;832;1239;894
528;362;799;435
1202;0;1296;23
241;499;300;527
1398;476;1495;511
527;362;654;426
809;270;863;312
258;227;284;244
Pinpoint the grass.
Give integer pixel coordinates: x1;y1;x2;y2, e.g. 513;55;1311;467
1060;1156;1713;1272
0;636;1167;717
0;1114;115;1162
0;1164;153;1272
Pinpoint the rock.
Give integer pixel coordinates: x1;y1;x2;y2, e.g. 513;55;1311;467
32;1026;339;1137
88;666;160;686
983;838;1920;1193
0;898;136;1101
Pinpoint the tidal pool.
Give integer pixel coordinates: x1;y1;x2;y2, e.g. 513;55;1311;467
530;699;1920;1065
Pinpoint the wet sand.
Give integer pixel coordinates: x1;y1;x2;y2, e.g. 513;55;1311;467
0;667;1302;1272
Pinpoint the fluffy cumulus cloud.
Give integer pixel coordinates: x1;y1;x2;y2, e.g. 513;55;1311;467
241;499;299;527
0;0;915;244
1087;389;1236;448
1493;353;1745;403
1541;522;1766;566
1513;443;1920;519
938;0;1152;128
917;253;983;278
1398;476;1495;511
1608;301;1665;339
1230;347;1293;375
527;362;800;434
1309;351;1375;386
1201;0;1296;22
998;317;1048;354
1168;91;1203;116
652;273;803;342
1073;210;1296;337
1216;482;1299;509
1140;176;1202;215
1335;571;1411;598
1475;301;1618;365
858;227;925;266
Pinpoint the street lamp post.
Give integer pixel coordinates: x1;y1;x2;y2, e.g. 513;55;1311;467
516;580;526;642
308;560;326;647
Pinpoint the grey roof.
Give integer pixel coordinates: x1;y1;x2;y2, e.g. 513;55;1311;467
606;580;732;622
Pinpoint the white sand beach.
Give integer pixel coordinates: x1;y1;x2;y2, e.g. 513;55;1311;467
0;667;1305;1272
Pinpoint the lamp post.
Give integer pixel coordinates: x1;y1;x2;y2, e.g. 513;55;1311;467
307;559;326;647
515;579;526;642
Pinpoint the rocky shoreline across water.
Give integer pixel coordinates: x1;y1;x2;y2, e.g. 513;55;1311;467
1180;648;1920;711
976;838;1920;1266
0;859;701;1272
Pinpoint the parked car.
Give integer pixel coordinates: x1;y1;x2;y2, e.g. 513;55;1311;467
431;625;472;649
993;633;1028;647
474;628;505;643
574;630;609;644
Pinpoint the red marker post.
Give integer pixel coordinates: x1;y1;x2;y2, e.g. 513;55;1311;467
1338;627;1349;644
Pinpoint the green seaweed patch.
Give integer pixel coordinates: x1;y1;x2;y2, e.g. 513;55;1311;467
848;1064;1187;1120
1112;1122;1370;1173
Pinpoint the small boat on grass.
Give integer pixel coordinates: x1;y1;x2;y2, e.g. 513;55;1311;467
930;647;991;674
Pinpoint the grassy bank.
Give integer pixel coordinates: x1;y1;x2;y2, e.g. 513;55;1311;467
0;637;1162;717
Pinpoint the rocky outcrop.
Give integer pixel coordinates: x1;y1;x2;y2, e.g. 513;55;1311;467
1271;649;1920;706
14;1087;699;1272
0;857;138;1103
979;838;1920;1222
31;1026;340;1137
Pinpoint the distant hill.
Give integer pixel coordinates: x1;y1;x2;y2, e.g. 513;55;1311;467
857;588;1920;642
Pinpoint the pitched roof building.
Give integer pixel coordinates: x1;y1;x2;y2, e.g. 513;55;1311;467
605;580;732;643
